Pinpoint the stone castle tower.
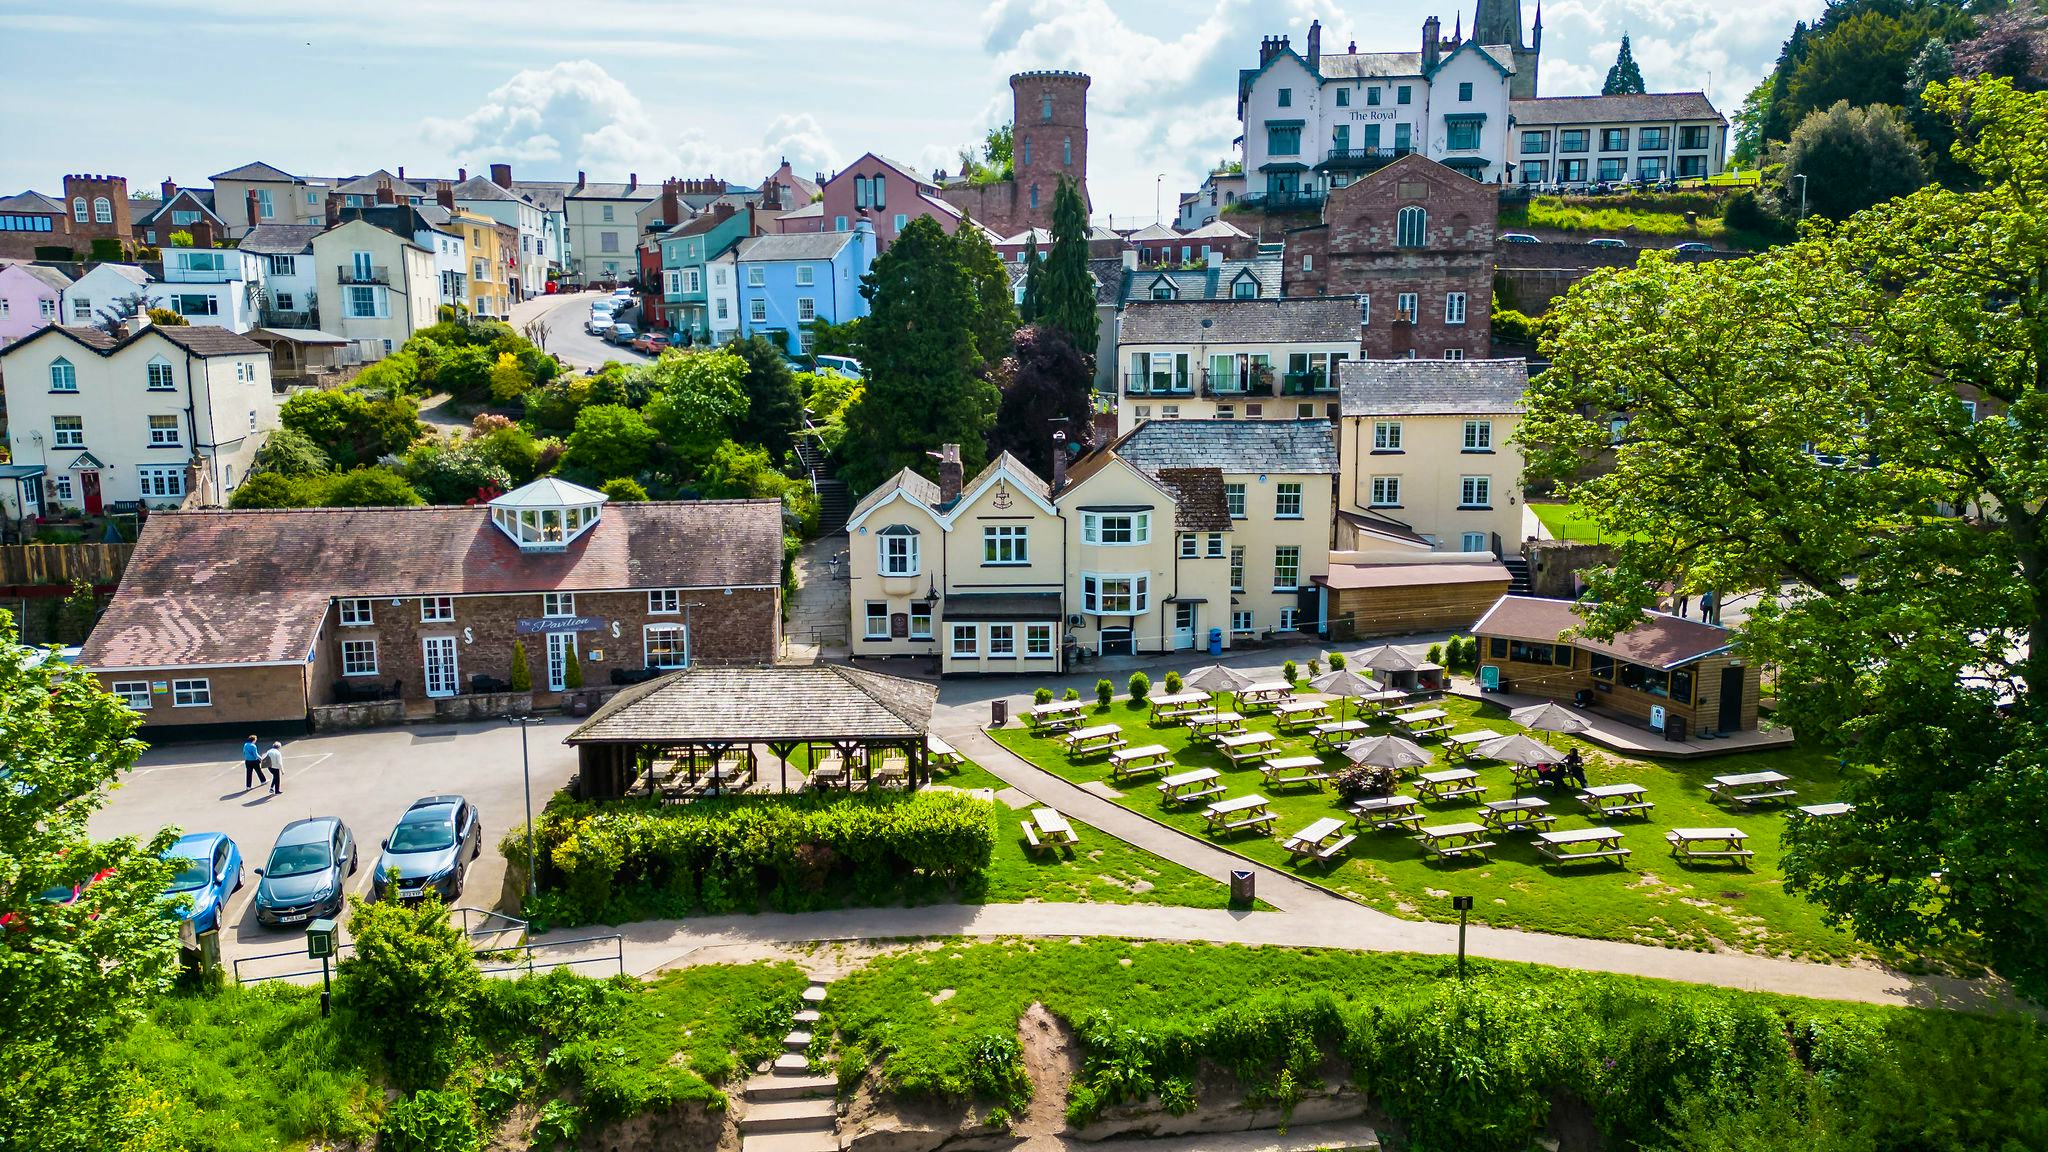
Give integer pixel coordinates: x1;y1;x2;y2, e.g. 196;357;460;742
1472;0;1541;99
940;70;1091;237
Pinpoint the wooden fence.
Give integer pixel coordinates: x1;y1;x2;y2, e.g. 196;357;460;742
0;543;136;588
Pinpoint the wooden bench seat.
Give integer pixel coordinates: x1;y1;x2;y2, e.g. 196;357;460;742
1726;788;1798;805
1429;839;1496;858
1221;812;1279;833
1161;784;1227;806
1020;821;1042;851
1312;834;1356;861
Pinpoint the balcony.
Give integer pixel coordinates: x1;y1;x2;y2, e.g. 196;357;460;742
1281;370;1337;396
1200;367;1275;398
1315;146;1414;173
338;264;391;286
1237;189;1325;213
1123;372;1193;397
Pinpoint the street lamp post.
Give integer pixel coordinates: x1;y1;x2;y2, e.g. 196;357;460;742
1794;173;1809;219
1155;173;1166;226
506;715;546;901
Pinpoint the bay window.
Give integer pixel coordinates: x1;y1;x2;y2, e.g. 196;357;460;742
1080;573;1149;615
877;524;920;575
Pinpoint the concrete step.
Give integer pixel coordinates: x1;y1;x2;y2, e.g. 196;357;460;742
801;984;827;1004
783;1030;814;1051
772;1053;811;1074
741;1131;839;1152
793;1008;821;1025
739;1098;837;1133
745;1072;837;1101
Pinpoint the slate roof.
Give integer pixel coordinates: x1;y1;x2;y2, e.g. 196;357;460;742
334;170;426;198
10;263;74;292
1183;219;1251;240
0;191;64;213
510;181;574;212
450;176;520;202
237;224;323;255
568;182;661;201
737;231;856;262
149;326;269;356
1119;254;1283;305
778;202;824;221
210;161;298;182
1126;222;1180;242
1319;50;1426;78
1155;467;1232;532
1472;595;1737;670
1119;296;1360;345
80;499;783;670
848;467;942;523
959;451;1051;507
1511;92;1724;126
1339;358;1527;417
1086;257;1124;305
1113;419;1340;475
568;664;937;744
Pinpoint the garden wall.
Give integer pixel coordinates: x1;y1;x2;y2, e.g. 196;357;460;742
310;700;406;731
1522;540;1619;599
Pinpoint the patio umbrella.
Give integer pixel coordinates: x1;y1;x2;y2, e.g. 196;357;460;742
1476;733;1566;766
1509;701;1591;735
1348;644;1424;675
1182;664;1257;696
1310;667;1383;720
1344;734;1433;771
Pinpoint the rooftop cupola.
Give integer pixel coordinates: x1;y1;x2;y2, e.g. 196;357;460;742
488;477;608;552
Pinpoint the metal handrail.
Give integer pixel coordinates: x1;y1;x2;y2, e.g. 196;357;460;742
229;904;620;984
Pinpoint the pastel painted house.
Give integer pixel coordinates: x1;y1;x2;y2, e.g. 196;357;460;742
735;222;875;357
0;263;71;346
146;244;267;331
60;263;153;328
659;204;762;343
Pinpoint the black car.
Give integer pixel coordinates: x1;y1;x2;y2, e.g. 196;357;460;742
371;796;483;903
253;817;357;929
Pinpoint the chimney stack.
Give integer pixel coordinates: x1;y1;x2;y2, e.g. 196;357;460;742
576;170;587;190
935;443;964;505
375;180;396;205
458;167;468;183
1121;249;1137;271
437;182;456;210
247;189;262;226
1051;430;1069;491
161;179;178;202
628;173;639;192
491;162;512;189
325;192;343;228
1307;19;1322;71
1422;16;1441;69
398;165;407;181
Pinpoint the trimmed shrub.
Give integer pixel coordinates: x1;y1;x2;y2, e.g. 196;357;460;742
1328;652;1347;670
1062;688;1080;702
1033;687;1054;705
334;895;481;1090
1307;658;1321;678
1162;671;1183;695
1282;659;1298;683
1127;672;1150;702
508;639;531;692
1426;643;1445;667
1096;679;1113;708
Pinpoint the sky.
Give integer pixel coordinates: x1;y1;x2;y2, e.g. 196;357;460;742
0;0;1822;225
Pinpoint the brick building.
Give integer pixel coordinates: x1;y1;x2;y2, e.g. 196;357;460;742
940;71;1091;237
0;175;136;260
1283;153;1496;361
79;478;784;736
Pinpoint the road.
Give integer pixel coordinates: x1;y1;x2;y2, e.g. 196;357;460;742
514;289;657;371
90;717;584;971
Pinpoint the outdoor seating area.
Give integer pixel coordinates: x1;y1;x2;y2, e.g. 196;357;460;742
1021;807;1081;854
1705;771;1798;808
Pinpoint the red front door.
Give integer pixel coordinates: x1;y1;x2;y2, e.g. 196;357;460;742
80;471;102;516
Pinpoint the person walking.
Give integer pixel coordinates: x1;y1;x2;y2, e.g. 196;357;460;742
242;735;265;791
262;740;286;795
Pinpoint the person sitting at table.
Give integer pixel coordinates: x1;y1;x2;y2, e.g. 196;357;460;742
1561;749;1588;788
1534;762;1565;788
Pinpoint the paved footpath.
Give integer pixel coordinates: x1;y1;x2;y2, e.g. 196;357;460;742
527;695;2012;1013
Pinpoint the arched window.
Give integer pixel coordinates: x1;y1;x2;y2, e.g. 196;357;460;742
72;197;87;222
1041;93;1053;121
1063;136;1072;166
1021;137;1031;167
1029;184;1040;210
93;197;112;224
1395;205;1428;248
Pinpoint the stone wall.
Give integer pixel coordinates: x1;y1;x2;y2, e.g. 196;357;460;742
309;700;405;731
1495;240;1741;313
1522;540;1619;599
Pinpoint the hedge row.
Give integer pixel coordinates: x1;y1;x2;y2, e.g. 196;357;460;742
531;791;995;924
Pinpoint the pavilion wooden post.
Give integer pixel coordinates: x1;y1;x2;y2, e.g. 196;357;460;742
767;741;800;794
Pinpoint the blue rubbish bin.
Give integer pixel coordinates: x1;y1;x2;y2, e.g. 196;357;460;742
1207;627;1223;656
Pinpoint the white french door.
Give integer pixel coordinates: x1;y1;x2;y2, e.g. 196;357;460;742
422;636;459;698
546;632;577;692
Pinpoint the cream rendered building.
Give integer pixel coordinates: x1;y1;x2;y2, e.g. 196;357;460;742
311;217;440;360
1336;358;1527;554
1057;447;1234;656
1116;297;1362;434
210;161;326;236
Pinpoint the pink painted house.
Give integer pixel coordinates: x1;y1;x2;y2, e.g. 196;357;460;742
815;154;969;252
0;262;71;347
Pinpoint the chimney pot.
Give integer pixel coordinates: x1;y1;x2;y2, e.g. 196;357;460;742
490;162;512;189
458;167;468;183
437;183;455;210
628;173;638;190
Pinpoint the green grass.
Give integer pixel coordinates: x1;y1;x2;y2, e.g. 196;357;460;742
569;962;810;1112
1522;199;1726;239
1529;499;1642;543
992;693;1869;962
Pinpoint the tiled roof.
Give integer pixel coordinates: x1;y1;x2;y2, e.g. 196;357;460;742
1155;467;1232;532
778;202;824;221
210;161;298;182
510;181;573;212
80;500;784;670
0;191;64;213
568;182;660;201
149;326;269;356
1119;254;1282;305
450;176;519;202
334;170;426;198
1472;594;1737;670
9;325;119;354
1126;222;1180;242
959;451;1051;506
848;467;942;523
568;664;937;744
1339;358;1527;417
1114;419;1340;475
1183;219;1251;239
1512;92;1724;125
237;224;323;255
1119;296;1360;345
737;231;856;262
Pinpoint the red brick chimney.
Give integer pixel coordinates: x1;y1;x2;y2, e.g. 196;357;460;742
186;218;216;248
375;181;396;205
458;167;468;183
575;170;587;190
491;163;512;189
437;182;456;210
627;173;639;191
658;179;680;227
325;192;343;227
246;189;262;226
934;444;964;505
398;165;407;182
161;179;178;201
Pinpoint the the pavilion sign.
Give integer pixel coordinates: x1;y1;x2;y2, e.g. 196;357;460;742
516;615;606;634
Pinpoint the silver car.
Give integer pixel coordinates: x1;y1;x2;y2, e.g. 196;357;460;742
371;796;483;903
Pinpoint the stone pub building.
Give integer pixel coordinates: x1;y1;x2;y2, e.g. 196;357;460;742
79;478;784;735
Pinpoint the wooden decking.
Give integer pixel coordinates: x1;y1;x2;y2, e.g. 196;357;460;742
1449;686;1795;760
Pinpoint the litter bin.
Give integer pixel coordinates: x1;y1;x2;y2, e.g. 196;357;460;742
1230;869;1255;905
1208;627;1224;656
1665;714;1688;743
990;699;1007;728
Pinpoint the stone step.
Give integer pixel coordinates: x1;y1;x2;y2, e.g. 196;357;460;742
741;1131;839;1152
745;1072;837;1101
772;1053;811;1074
801;984;827;1004
783;1030;813;1051
793;1009;821;1025
739;1098;838;1134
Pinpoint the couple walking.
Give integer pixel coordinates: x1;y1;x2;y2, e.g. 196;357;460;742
241;736;285;794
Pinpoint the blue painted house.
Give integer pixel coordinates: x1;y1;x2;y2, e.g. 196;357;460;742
734;222;875;357
658;203;763;344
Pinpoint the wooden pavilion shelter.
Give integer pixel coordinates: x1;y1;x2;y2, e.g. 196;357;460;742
566;664;941;800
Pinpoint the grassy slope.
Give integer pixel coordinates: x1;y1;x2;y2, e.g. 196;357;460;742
578;961;811;1110
1528;500;1643;543
992;693;1865;962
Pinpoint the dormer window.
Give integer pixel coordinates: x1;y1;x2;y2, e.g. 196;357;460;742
487;477;607;553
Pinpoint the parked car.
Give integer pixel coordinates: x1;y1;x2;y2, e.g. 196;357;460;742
814;354;864;381
1587;237;1628;249
1499;232;1542;244
605;323;638;345
631;333;666;354
1671;241;1714;253
2;859;115;928
610;285;636;300
162;832;243;935
585;315;613;336
371;796;483;904
253;817;356;929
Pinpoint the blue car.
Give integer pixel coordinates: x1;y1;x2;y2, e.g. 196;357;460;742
162;832;244;935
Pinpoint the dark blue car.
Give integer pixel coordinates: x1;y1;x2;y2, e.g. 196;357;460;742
162;832;244;935
253;817;357;929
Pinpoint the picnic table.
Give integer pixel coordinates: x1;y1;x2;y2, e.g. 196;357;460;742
1149;690;1212;722
1237;682;1294;711
1311;720;1371;751
809;758;847;791
1796;801;1854;818
1415;768;1487;804
1156;767;1225;807
1351;794;1425;831
1274;699;1330;730
1021;807;1080;853
1576;783;1655;818
1479;795;1557;833
1064;723;1127;759
1705;770;1796;807
925;735;964;772
1393;708;1455;740
1029;699;1087;733
1216;730;1279;766
1258;755;1332;791
1443;730;1498;761
1185;711;1248;742
1282;816;1356;866
1666;827;1754;867
1359;689;1409;713
1416;821;1497;861
872;761;911;790
1109;743;1173;781
1535;827;1632;867
1202;793;1279;836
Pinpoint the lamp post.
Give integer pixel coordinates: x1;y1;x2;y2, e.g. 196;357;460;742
1451;894;1473;979
1155;173;1166;225
1793;173;1808;219
506;715;545;900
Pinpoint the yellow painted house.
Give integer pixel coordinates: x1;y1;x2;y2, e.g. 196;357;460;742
451;208;511;320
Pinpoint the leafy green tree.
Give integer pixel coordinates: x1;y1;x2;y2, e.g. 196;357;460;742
469;424;543;485
228;471;316;508
1783;6;1975;132
565;403;657;479
144;307;186;327
488;352;531;404
279;390;422;467
807;317;863;362
989;324;1093;476
727;334;805;457
957;218;1019;370
433;345;495;401
599;477;648;501
1038;176;1098;359
335;894;481;1089
1019;232;1043;323
521;376;592;434
698;442;804;503
56;577;97;645
251;426;332;477
321;468;426;507
1731;81;1773;168
641;349;750;474
1602;32;1646;95
1518;76;2048;1000
0;612;179;1150
400;441;512;505
839;215;997;491
1777;100;1926;219
354;348;423;396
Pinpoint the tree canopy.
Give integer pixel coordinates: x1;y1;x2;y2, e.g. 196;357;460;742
1777;100;1927;219
1519;76;2048;1000
989;324;1094;477
1602;33;1646;95
1037;176;1098;359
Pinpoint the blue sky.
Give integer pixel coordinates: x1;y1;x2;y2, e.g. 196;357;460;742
0;0;1819;223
